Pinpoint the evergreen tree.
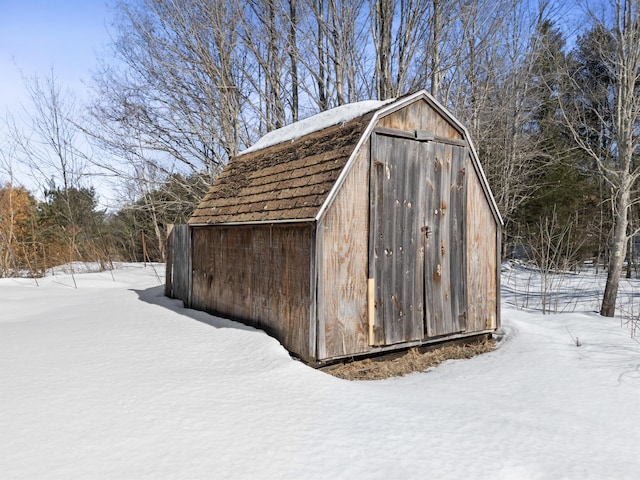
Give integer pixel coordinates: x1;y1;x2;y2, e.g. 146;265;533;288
514;20;600;265
36;186;107;267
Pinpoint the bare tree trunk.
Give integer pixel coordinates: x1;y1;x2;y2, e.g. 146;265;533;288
328;0;345;105
430;0;441;98
599;0;640;316
372;0;393;99
259;0;286;130
314;0;328;110
289;0;299;122
601;189;630;315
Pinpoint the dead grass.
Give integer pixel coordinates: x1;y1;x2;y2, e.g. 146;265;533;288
323;338;496;381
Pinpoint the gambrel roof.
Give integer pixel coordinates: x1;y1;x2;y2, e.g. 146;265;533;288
189;111;376;225
189;91;502;226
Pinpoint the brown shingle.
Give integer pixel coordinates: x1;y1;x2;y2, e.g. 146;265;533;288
189;112;374;225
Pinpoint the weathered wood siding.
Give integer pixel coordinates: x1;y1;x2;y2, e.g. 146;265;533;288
424;142;467;338
466;157;498;331
165;224;191;304
178;94;500;364
164;225;173;297
377;98;463;140
190;224;313;361
370;130;469;345
317;142;370;359
370;133;426;345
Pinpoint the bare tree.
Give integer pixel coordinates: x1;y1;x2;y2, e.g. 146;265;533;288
85;91;213;262
238;0;289;132
11;70;87;193
561;0;640;317
86;0;249;263
432;1;572;258
371;0;394;98
301;0;369;108
289;0;300;121
369;0;431;99
429;0;443;98
9;70;96;283
93;0;246;175
310;0;329;110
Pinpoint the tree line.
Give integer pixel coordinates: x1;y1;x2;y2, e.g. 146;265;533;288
0;176;201;278
1;0;640;317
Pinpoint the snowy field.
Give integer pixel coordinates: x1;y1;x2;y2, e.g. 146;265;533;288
1;263;639;479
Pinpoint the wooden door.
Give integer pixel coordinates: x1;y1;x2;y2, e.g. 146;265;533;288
369;132;467;346
370;133;426;345
423;142;467;338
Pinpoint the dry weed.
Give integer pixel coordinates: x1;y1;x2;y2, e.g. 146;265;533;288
324;338;496;381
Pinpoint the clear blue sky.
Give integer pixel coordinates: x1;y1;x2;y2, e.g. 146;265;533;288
0;0;112;116
0;1;113;200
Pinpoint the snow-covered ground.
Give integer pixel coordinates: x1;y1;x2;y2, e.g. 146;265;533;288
1;263;639;479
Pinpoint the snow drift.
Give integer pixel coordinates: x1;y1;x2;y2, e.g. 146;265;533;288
1;263;639;479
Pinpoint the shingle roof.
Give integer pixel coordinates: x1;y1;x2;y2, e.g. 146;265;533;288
188;112;374;225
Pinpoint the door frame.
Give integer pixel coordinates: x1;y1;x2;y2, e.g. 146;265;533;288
368;127;469;346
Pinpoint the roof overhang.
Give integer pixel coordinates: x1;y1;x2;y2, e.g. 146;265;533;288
188;218;316;227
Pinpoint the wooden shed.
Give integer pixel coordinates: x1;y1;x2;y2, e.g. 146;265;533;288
177;90;502;364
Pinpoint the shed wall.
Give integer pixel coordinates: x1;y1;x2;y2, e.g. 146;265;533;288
190;224;313;360
317;141;370;359
165;224;191;303
316;102;500;361
466;157;499;331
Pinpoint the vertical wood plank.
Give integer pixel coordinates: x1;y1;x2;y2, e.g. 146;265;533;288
406;140;424;340
449;146;468;333
373;134;424;345
318;144;370;359
316;218;326;357
309;224;317;360
368;135;379;345
167;224;191;305
384;137;399;341
423;141;436;337
466;157;498;332
187;225;192;308
164;224;174;297
415;141;427;333
426;142;445;336
426;143;467;337
440;144;452;336
190;224;313;361
383;137;397;340
372;136;387;345
367;278;375;343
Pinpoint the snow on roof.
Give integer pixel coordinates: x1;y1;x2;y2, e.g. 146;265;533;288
239;99;394;156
